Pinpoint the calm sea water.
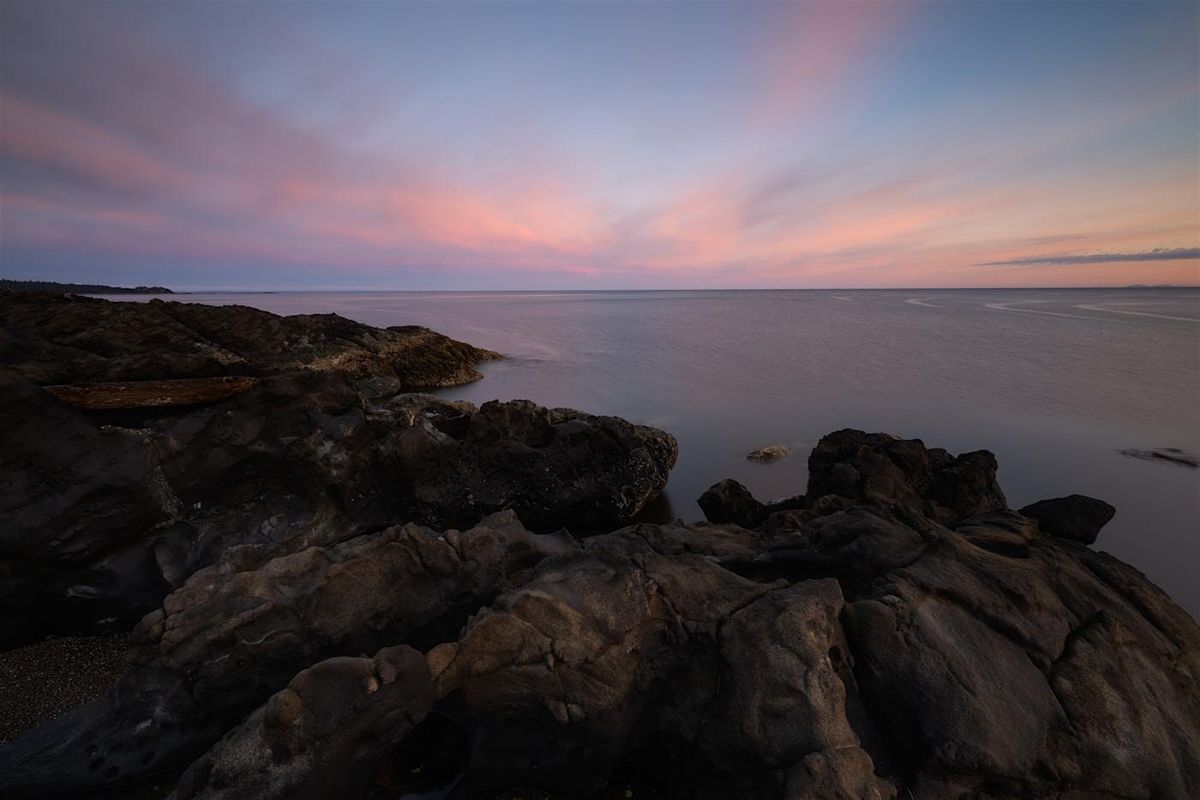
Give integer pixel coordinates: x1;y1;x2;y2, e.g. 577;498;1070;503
107;289;1200;616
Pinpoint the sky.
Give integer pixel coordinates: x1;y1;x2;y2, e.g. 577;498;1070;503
1;1;1197;290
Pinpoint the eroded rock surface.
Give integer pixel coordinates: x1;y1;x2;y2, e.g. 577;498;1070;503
0;368;675;646
0;513;569;797
426;532;885;799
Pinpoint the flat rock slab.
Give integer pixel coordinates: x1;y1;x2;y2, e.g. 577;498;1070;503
1118;447;1200;468
45;377;258;410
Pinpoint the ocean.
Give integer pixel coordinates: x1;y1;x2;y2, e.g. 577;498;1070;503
105;288;1200;616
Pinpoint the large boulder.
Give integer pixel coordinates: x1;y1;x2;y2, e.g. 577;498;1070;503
1020;494;1116;544
698;478;769;527
842;529;1200;798
425;526;887;799
806;429;1006;525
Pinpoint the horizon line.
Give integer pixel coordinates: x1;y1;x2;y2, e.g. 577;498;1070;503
95;285;1200;294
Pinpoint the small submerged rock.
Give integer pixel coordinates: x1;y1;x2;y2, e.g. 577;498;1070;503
746;444;790;462
1119;447;1200;469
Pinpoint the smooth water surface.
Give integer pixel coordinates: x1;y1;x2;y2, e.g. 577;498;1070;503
109;289;1200;616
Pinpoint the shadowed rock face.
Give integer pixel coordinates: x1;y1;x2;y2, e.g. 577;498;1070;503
0;513;568;797
697;478;769;528
0;292;502;387
425;528;881;800
173;646;433;800
806;429;1006;526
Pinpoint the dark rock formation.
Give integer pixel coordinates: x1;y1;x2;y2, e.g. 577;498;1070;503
425;527;886;800
807;429;1008;525
721;429;1007;529
126;465;1200;800
1020;494;1117;544
697;478;768;527
0;513;568;797
0;301;675;647
0;292;501;387
2;408;1197;798
174;646;432;800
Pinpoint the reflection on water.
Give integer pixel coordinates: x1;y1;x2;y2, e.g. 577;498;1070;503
107;289;1200;617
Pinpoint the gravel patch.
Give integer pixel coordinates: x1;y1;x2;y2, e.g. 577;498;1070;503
0;634;130;745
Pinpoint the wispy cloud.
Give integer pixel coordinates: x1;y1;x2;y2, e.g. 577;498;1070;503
979;248;1200;267
1;1;1197;288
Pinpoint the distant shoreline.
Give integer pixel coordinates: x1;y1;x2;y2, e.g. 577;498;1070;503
0;279;174;295
48;285;1200;295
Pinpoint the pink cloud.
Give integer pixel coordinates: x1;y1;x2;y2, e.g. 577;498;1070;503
753;1;912;129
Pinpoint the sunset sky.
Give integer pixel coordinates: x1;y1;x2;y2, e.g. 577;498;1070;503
1;1;1197;290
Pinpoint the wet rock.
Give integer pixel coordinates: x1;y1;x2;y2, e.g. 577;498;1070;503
388;398;678;533
698;478;768;527
746;445;790;462
1020;494;1117;544
173;646;432;800
807;429;1006;525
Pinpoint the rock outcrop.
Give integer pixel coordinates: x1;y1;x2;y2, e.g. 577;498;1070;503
806;429;1007;525
0;292;501;387
0;512;568;796
425;526;885;799
0;300;676;648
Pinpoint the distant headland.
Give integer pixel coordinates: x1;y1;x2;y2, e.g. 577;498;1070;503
0;279;173;295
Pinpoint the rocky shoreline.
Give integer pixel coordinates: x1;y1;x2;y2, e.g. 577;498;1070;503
1;293;1197;799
